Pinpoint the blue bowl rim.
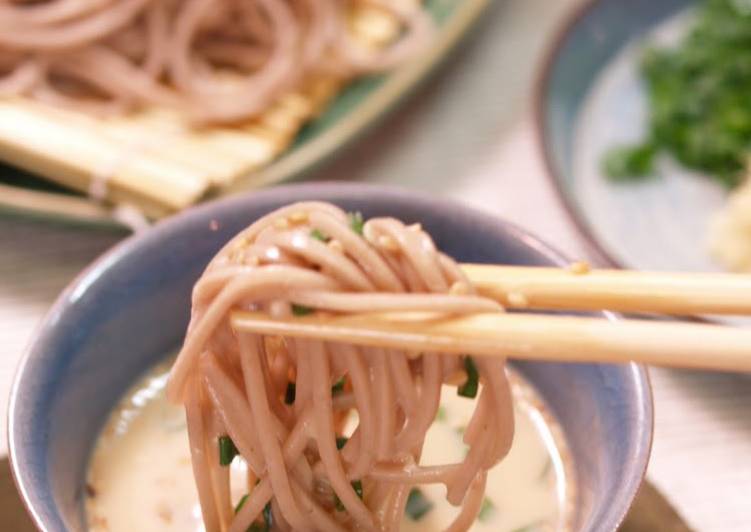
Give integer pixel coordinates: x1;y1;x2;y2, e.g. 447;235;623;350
7;182;654;532
533;0;637;269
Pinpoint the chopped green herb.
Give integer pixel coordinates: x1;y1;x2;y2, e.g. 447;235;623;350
602;143;656;181
334;480;363;511
335;496;345;512
284;382;296;405
510;521;545;532
457;356;479;398
478;498;496;522
435;406;447;422
235;494;249;514
310;228;329;242
336;436;349;450
455;426;466;436
219;435;238;466
348;211;365;235
291;304;314;316
405;488;433;521
331;377;346;395
237;497;272;531
601;0;751;188
352;479;363;498
263;502;273;529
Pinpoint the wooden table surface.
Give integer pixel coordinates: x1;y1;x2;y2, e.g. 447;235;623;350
1;0;749;530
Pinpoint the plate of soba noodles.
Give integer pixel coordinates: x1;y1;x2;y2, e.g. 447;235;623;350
0;0;489;229
8;184;654;532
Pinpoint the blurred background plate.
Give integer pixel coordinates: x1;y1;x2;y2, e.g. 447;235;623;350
0;0;490;231
535;0;723;272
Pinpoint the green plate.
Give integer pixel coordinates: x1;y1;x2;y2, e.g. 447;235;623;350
0;0;490;231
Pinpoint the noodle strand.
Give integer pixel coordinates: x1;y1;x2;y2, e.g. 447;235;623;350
170;202;515;531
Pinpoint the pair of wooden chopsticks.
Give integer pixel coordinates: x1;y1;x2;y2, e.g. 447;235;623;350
230;264;751;372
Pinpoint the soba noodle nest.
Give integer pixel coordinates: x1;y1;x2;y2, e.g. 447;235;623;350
0;0;431;123
168;202;515;532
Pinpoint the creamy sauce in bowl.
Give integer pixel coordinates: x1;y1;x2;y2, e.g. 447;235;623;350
86;362;574;532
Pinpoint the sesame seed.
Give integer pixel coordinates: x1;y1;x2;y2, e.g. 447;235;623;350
274;217;290;230
449;282;470;296
289;211;308;224
507;292;529;308
568;261;590;275
378;235;399;251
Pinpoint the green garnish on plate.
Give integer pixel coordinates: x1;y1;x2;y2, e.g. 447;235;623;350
603;0;751;187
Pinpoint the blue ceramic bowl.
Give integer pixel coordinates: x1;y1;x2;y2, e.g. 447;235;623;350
8;183;653;532
536;0;697;268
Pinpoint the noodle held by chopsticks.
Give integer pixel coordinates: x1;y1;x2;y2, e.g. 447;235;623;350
168;202;515;532
0;0;431;123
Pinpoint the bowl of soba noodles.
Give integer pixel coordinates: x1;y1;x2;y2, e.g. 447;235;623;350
8;183;653;532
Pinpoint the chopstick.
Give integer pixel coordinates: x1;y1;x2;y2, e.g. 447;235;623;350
231;311;751;372
461;263;751;315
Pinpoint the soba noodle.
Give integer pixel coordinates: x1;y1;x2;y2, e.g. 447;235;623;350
0;0;431;123
168;202;515;532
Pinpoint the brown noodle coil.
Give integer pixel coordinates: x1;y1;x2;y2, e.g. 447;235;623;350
0;0;432;123
168;202;515;532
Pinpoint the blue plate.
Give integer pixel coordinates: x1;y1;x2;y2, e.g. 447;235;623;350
534;0;737;272
8;183;653;531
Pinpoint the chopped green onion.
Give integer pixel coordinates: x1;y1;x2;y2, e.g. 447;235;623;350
455;426;466;437
405;488;433;521
263;502;273;529
335;497;345;512
331;377;346;395
291;304;314;316
336;437;348;450
237;497;272;531
235;494;249;514
310;228;329;242
457;356;479;398
284;382;296;405
348;211;365;235
353;480;363;498
435;406;447;422
334;480;363;511
510;521;544;532
478;498;496;522
219;435;239;466
602;143;656;181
